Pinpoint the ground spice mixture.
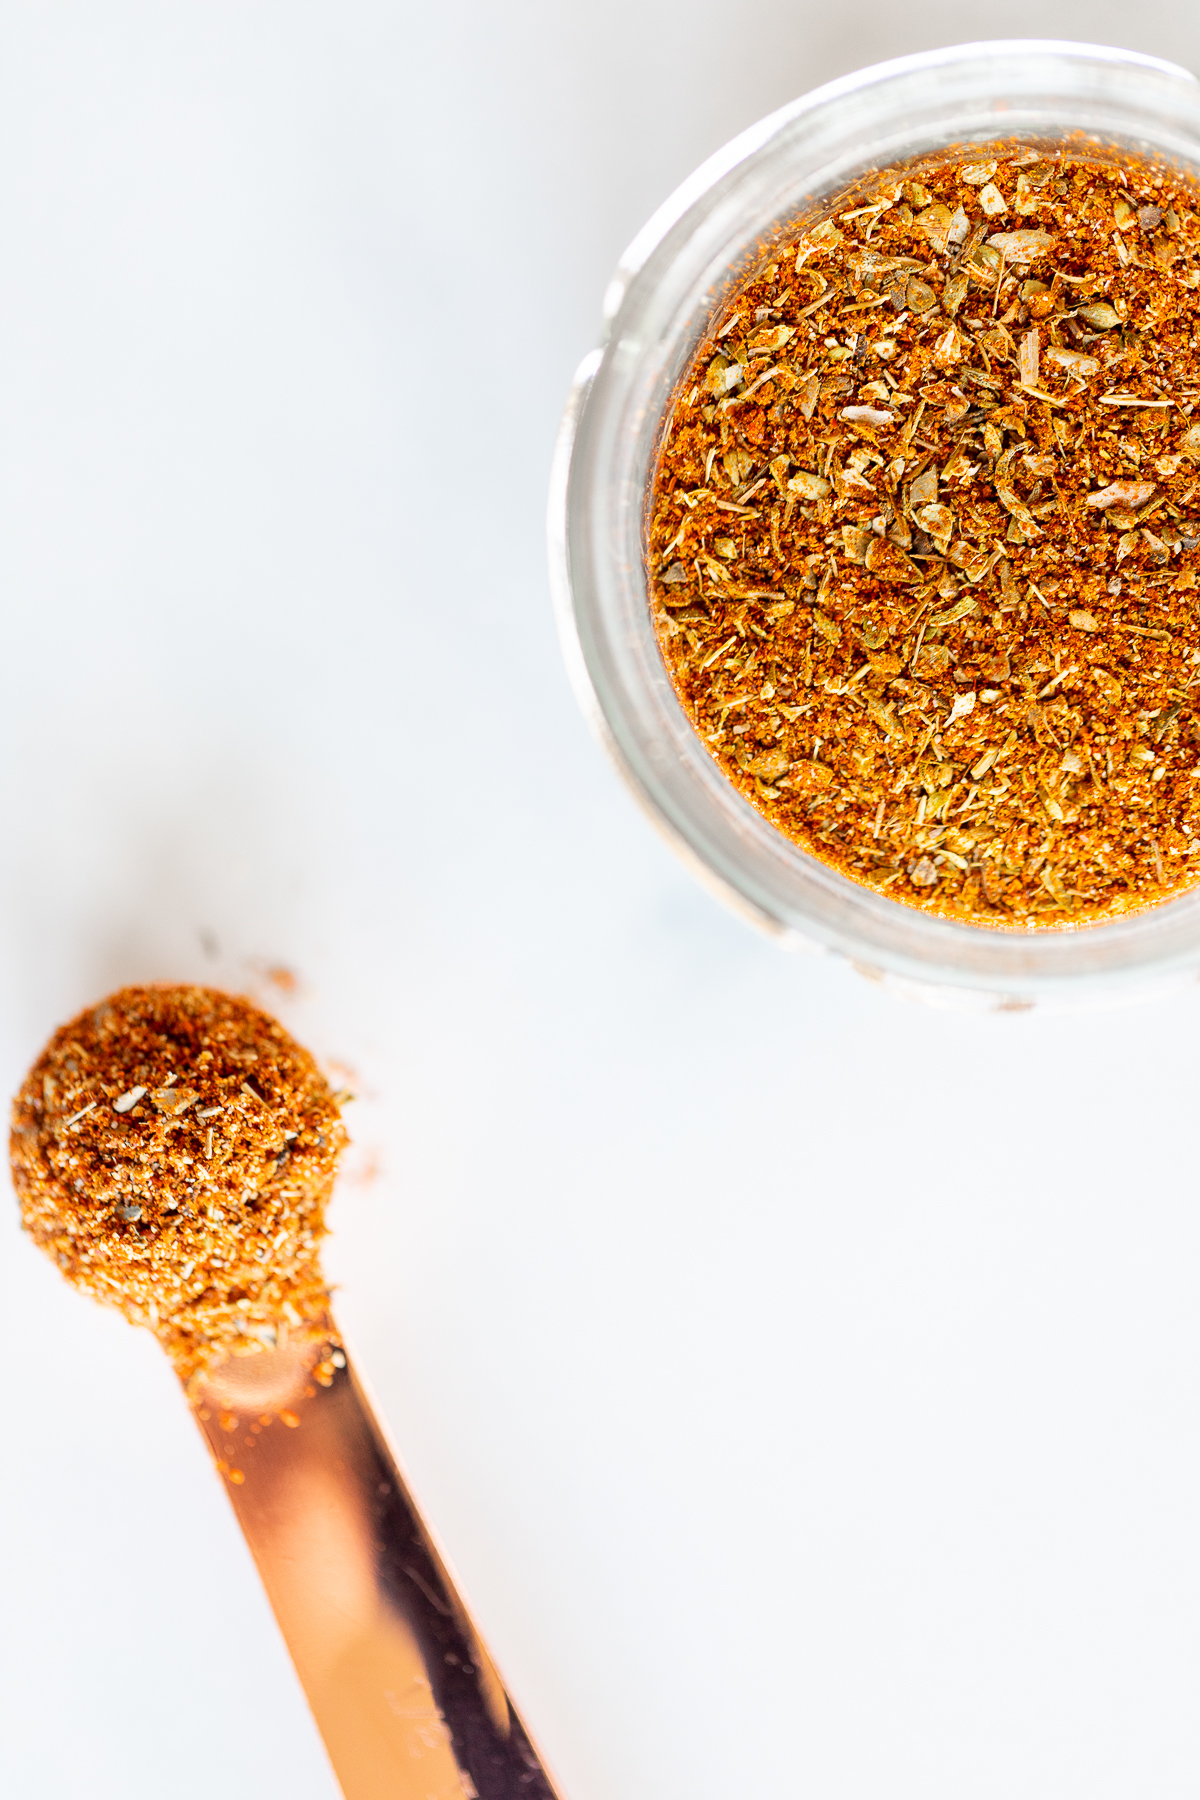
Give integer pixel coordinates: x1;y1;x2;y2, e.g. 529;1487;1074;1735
649;146;1200;924
10;986;348;1389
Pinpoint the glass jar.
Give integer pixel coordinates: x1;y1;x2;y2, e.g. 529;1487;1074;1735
549;39;1200;1009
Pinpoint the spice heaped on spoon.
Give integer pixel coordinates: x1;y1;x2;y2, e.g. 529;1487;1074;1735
11;984;347;1388
649;149;1200;926
11;985;563;1800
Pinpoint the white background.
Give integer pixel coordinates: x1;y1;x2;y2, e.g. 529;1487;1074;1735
3;5;1200;1797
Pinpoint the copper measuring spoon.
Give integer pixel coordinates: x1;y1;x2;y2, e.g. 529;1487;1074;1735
11;984;563;1800
196;1338;561;1800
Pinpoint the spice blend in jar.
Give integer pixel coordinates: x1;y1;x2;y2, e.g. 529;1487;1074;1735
10;985;348;1390
649;148;1200;925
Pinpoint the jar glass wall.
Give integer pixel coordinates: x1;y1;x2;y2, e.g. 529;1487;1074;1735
550;40;1200;1008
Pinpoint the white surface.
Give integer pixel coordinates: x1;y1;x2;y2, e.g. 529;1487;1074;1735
3;5;1200;1797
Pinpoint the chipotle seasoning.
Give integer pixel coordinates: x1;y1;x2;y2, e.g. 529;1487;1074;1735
649;148;1200;925
10;986;348;1389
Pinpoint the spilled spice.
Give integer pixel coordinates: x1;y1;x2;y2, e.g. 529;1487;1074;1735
649;147;1200;924
10;986;348;1388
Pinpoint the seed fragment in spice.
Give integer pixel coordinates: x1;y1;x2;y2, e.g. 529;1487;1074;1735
649;146;1200;926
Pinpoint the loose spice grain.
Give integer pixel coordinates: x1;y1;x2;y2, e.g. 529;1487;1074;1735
9;986;348;1388
649;147;1200;925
